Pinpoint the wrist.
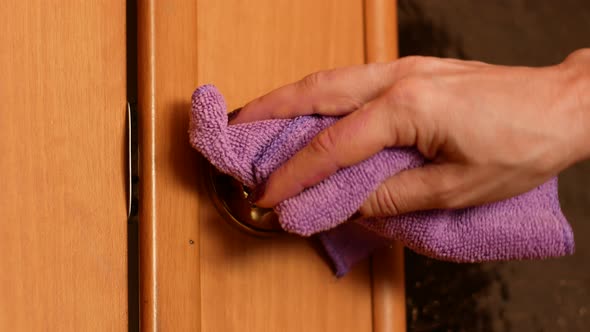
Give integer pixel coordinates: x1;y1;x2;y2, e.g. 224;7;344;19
558;49;590;162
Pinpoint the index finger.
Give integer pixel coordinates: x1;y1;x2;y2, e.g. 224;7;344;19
254;91;417;208
229;62;398;124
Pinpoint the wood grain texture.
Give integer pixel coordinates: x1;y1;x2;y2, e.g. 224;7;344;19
0;1;128;331
364;1;407;332
137;0;202;331
138;0;374;331
365;0;399;62
197;1;373;331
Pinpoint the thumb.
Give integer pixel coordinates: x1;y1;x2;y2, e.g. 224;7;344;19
359;163;465;217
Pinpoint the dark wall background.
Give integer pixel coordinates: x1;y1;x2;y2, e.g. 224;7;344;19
398;1;590;331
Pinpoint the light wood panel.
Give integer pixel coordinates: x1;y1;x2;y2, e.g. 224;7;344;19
137;0;202;331
138;0;374;331
0;1;128;331
197;1;372;331
364;1;407;332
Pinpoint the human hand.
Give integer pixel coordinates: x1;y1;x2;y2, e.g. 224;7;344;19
229;50;590;216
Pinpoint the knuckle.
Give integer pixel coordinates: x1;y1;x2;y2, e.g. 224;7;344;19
387;78;425;106
374;184;401;216
396;55;434;73
310;127;338;157
385;77;436;124
398;55;426;68
438;195;464;210
564;48;590;64
434;190;458;209
410;167;460;210
298;70;328;91
430;176;462;209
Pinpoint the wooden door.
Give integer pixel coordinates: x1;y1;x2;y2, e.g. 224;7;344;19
0;1;128;331
137;0;404;331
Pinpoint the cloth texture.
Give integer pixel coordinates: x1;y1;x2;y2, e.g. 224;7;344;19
189;85;575;277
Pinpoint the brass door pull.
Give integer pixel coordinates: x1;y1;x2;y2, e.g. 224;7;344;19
207;165;282;236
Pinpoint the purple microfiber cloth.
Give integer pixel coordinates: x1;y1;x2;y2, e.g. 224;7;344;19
189;84;575;277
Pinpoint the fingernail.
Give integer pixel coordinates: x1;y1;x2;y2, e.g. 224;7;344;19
248;182;266;205
227;107;242;123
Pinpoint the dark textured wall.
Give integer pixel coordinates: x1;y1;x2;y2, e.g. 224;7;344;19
398;1;590;331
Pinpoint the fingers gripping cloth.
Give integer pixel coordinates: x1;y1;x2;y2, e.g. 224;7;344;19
189;85;575;277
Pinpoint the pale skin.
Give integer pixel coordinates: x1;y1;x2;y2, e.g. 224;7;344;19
229;49;590;217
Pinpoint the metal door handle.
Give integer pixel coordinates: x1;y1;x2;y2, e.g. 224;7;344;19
207;165;282;236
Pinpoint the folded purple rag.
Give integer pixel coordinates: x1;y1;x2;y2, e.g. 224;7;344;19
189;85;575;277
